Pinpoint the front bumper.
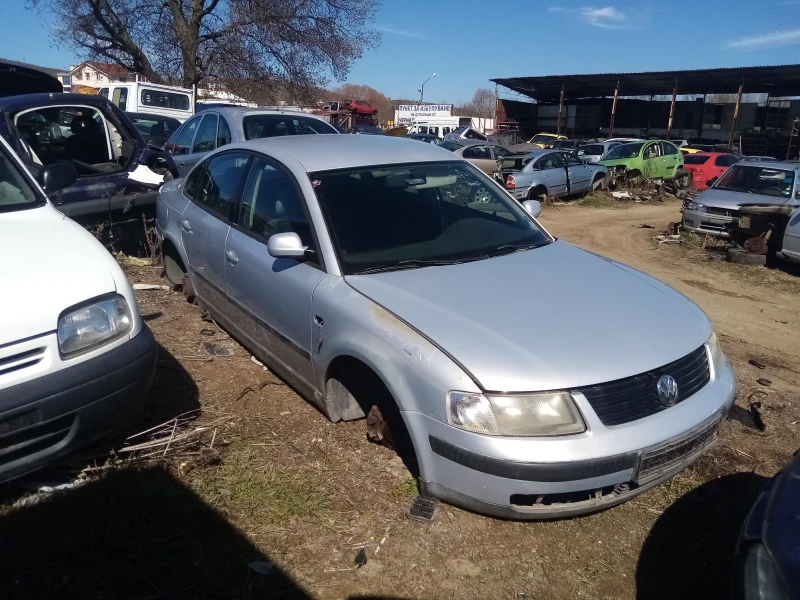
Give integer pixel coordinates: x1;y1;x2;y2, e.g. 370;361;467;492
682;208;734;238
0;326;157;482
408;360;736;519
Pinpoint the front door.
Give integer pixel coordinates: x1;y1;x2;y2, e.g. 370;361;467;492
181;151;251;311
642;142;663;179
536;153;568;196
561;152;591;193
225;154;324;387
461;144;496;175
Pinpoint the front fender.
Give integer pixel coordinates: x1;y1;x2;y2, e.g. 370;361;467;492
311;275;480;423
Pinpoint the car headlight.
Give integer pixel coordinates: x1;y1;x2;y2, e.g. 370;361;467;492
686;201;707;212
707;332;726;376
58;294;133;357
742;543;791;600
447;391;586;436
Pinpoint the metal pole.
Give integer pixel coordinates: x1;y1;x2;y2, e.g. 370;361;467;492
667;80;678;140
609;81;619;138
728;81;744;148
557;86;565;136
494;83;499;134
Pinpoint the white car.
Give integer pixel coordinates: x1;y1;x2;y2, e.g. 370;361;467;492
0;136;156;482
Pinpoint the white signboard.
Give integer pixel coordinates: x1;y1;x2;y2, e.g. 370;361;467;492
395;104;452;123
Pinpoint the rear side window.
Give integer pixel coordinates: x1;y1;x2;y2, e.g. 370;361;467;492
462;145;490;159
439;142;461;152
579;144;605;155
140;88;191;111
194;152;251;219
242;115;337;139
684;155;711;165
662;142;679;155
192;113;218;154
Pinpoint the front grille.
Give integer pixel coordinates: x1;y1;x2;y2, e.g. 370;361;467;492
577;345;710;426
707;207;734;217
638;418;720;481
0;414;74;467
0;347;45;378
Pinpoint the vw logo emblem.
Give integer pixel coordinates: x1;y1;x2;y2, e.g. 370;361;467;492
657;375;679;407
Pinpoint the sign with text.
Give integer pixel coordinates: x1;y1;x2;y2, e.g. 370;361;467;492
396;104;452;123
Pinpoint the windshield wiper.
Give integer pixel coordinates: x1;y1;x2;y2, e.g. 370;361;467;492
480;240;550;258
355;258;467;275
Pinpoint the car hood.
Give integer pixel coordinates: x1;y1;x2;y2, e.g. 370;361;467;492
0;206;117;345
694;188;793;210
345;241;711;392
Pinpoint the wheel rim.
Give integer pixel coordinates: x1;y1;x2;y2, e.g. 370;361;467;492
474;187;490;203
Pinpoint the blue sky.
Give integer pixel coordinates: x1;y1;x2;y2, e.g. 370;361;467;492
3;0;800;103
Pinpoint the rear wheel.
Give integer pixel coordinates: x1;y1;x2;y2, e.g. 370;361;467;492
163;250;186;286
529;186;547;201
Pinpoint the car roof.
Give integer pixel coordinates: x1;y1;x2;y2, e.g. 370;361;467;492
225;135;457;172
201;106;329;121
737;159;798;170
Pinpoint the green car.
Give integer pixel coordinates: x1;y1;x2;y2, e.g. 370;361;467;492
599;140;685;182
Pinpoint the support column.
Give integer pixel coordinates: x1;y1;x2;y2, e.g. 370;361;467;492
728;81;744;148
557;86;565;136
667;80;678;140
609;81;619;138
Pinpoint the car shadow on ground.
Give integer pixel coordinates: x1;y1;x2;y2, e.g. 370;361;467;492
636;471;769;600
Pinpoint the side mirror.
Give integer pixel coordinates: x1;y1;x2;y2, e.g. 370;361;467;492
522;199;542;218
37;163;78;192
708;177;719;187
267;232;308;259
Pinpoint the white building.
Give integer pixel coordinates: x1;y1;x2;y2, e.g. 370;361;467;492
69;61;141;90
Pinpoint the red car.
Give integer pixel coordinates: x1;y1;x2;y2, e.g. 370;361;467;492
344;99;378;116
683;152;740;190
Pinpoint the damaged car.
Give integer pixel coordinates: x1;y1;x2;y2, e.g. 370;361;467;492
497;149;608;200
0;134;156;482
0;60;178;222
157;135;734;519
599;140;689;186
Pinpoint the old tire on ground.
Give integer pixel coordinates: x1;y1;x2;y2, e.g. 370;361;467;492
726;247;767;266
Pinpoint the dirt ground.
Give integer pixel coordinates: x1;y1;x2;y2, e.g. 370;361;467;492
2;198;799;600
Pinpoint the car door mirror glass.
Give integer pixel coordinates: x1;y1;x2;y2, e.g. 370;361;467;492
267;232;308;259
37;163;78;192
522;200;542;218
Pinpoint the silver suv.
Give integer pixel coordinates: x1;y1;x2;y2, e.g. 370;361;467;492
156;135;735;519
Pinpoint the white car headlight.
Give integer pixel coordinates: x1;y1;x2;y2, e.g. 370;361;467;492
447;391;586;436
707;331;726;376
58;294;133;357
686;201;707;212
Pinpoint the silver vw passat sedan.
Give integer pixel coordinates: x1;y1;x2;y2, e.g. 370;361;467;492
156;135;735;519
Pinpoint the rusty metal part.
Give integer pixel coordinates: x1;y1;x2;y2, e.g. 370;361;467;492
666;222;678;235
366;405;396;450
744;237;768;255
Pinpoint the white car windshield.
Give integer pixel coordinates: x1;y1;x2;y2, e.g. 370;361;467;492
311;161;551;275
715;165;795;198
0;144;41;213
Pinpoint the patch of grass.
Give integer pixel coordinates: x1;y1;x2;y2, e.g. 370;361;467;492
196;451;329;523
394;476;419;499
576;193;621;209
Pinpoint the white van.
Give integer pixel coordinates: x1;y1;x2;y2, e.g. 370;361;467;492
99;81;195;122
408;116;473;139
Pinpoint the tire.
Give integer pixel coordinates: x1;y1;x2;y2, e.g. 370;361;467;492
163;251;186;286
726;247;766;266
592;175;605;191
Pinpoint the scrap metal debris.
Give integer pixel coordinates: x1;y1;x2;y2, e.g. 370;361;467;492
132;283;170;291
749;359;767;370
408;495;440;523
749;402;766;432
203;342;233;357
355;548;368;568
757;378;772;387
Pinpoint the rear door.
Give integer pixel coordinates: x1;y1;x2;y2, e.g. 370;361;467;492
181;151;251;312
660;142;681;179
536;153;568;196
642;142;663;178
461;144;495;174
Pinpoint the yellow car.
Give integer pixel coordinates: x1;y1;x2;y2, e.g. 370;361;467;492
527;132;568;149
680;147;703;154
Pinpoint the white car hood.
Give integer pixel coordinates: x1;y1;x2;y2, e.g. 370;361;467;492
0;206;117;345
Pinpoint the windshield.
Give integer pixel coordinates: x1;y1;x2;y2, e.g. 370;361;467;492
243;115;338;139
530;134;555;144
602;142;644;161
0;143;42;213
714;165;795;198
577;144;605;156
311;161;551;275
684;155;711;165
354;126;384;134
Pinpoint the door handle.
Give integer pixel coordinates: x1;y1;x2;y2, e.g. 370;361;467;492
225;249;239;265
181;219;192;233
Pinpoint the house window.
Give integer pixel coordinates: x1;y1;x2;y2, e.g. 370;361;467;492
96;72;101;81
61;75;71;85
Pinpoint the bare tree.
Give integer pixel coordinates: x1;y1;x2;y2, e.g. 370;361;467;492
28;0;381;96
455;88;495;118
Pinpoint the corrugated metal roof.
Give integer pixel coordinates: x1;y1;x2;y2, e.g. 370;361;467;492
492;64;800;102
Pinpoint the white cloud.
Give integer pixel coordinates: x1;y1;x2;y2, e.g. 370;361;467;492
375;24;423;39
727;28;800;49
549;5;642;30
